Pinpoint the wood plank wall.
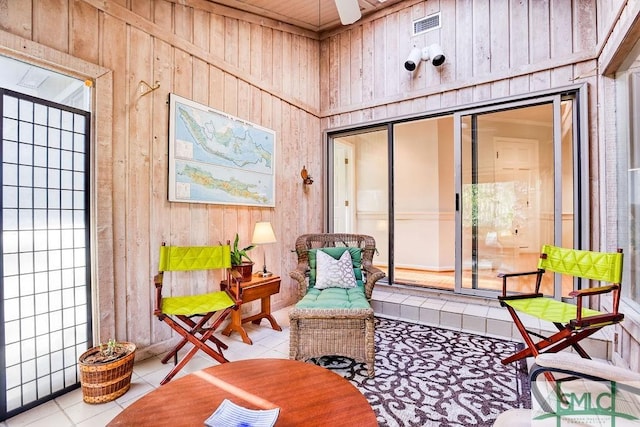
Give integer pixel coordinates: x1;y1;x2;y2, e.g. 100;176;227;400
0;0;637;362
320;0;606;124
0;0;323;355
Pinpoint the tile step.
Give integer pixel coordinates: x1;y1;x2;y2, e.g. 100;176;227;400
371;285;613;361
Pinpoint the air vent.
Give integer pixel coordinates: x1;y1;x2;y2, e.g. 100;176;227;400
413;12;440;36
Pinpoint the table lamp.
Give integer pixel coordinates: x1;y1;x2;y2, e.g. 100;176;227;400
251;221;277;277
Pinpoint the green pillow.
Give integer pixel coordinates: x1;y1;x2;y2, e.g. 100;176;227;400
308;247;362;289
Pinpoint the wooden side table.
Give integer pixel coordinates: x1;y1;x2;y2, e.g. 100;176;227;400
221;273;282;344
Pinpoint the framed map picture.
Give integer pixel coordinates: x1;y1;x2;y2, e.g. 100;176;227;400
168;94;276;207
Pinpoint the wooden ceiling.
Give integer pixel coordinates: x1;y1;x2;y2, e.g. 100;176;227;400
205;0;406;32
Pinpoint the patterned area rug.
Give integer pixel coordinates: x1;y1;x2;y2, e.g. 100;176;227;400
315;317;531;427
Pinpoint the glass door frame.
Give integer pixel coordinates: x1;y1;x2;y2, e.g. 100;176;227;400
453;90;589;298
324;84;589;297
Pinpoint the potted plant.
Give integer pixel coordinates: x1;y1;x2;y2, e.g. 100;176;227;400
78;339;136;404
230;233;255;282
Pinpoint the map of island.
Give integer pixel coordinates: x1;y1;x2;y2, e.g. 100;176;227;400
169;94;275;206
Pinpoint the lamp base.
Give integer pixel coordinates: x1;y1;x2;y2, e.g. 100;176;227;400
260;270;273;278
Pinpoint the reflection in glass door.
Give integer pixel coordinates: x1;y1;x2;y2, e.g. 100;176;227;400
392;117;455;288
330;128;389;275
458;100;575;297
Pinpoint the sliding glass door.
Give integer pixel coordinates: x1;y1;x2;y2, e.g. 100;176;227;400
328;89;584;298
456;97;577;298
392;117;455;287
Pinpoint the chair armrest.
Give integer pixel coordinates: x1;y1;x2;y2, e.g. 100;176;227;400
569;284;621;325
568;284;619;298
497;270;540;279
289;267;309;300
229;269;242;281
569;312;624;329
363;264;386;300
153;272;164;316
497;269;543;297
226;270;243;306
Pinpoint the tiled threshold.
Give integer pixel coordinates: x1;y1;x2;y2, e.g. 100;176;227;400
370;284;614;361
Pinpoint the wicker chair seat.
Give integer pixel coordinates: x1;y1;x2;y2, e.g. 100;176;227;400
289;234;385;378
295;286;371;310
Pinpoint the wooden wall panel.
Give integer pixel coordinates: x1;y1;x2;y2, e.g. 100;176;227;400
490;1;509;74
529;1;551;63
0;0;323;354
34;0;68;52
70;0;99;63
454;0;473;83
131;0;152;21
320;0;601;119
150;37;173;343
472;0;490;77
194;8;210;50
174;3;193;42
153;1;171;35
509;0;529;68
100;13;128;341
126;26;153;346
0;0;33;39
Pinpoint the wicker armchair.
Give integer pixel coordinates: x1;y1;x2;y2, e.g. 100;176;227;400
289;233;385;377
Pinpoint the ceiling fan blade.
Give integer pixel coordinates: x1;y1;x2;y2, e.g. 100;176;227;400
335;0;361;25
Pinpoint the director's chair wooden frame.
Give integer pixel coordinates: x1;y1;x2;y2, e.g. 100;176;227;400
153;243;242;385
498;244;624;368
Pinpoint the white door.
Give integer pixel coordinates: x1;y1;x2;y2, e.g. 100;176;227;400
494;137;540;254
333;142;354;232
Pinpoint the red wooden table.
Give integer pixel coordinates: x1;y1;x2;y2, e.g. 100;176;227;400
107;358;377;426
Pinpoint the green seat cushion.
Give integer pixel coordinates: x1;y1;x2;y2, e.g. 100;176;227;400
503;297;602;324
295;287;371;310
162;291;234;316
308;247;363;289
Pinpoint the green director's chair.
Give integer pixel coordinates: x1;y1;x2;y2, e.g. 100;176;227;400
153;243;241;385
498;244;624;367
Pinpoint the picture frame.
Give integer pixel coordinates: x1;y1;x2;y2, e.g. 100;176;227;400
168;93;276;207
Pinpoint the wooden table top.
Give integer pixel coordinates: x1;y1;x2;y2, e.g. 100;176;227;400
107;358;377;426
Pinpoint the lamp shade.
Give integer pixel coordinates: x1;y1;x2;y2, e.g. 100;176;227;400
251;222;277;245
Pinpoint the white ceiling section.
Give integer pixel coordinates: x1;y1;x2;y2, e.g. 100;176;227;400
205;0;405;32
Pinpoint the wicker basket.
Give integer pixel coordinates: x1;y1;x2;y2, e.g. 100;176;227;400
78;342;136;404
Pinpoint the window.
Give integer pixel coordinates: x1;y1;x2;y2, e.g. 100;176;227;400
1;89;91;419
616;40;640;310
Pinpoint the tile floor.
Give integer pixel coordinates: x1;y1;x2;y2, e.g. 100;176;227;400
1;307;293;427
2;287;615;426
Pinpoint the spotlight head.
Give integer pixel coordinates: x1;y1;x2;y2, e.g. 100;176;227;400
404;44;446;72
426;44;446;67
404;47;422;72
